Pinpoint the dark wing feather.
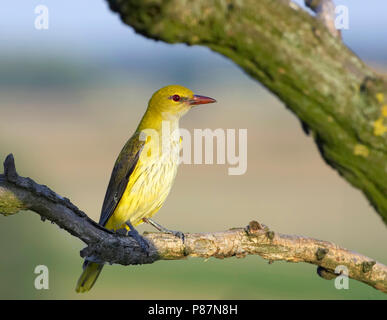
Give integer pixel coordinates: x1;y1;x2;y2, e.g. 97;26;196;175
98;132;145;227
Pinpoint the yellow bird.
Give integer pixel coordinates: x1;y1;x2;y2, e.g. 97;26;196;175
76;85;216;292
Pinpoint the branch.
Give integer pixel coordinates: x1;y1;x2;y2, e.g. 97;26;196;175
1;154;386;293
305;0;341;38
106;0;387;225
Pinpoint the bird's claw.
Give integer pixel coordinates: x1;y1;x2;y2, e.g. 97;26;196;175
128;230;149;254
126;226;150;255
171;231;185;243
115;228;128;236
142;218;185;243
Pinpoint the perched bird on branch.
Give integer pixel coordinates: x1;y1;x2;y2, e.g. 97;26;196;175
76;85;216;292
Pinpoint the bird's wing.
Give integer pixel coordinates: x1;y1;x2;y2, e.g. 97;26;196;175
98;132;145;227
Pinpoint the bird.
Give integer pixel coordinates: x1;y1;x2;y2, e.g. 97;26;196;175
75;85;216;292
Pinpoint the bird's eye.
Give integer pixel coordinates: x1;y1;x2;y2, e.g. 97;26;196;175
172;94;180;102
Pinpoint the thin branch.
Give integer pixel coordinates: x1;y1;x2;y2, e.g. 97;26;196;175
305;0;341;38
0;154;386;293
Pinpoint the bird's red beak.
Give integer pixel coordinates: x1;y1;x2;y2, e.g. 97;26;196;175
189;95;217;106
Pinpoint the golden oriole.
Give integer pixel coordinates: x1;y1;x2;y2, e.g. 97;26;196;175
76;85;216;292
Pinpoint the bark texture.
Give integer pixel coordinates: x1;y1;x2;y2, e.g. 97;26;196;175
106;0;387;224
1;154;386;293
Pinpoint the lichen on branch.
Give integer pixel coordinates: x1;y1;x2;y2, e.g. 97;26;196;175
106;0;387;224
0;154;386;293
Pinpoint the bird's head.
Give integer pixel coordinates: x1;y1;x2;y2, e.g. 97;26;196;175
147;85;216;119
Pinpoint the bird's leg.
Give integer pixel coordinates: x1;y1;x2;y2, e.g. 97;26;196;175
143;218;185;242
125;221;149;254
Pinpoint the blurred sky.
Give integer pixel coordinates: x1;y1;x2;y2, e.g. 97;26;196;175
1;0;387;59
0;0;386;89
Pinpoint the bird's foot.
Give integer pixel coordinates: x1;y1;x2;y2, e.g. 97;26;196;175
143;218;185;243
115;228;128;236
125;222;149;254
168;230;185;242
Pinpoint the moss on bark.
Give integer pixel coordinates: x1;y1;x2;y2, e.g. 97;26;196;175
107;0;387;224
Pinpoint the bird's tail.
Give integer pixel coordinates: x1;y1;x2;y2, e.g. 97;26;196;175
75;260;104;293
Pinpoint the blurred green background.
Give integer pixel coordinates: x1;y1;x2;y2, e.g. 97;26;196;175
1;1;386;299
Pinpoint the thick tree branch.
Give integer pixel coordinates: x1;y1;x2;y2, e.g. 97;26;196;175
0;154;386;293
106;0;387;225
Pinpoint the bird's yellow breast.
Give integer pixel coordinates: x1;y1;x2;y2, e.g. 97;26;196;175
104;133;180;230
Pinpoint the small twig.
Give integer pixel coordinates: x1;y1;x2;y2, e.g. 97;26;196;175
0;154;386;293
305;0;341;38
